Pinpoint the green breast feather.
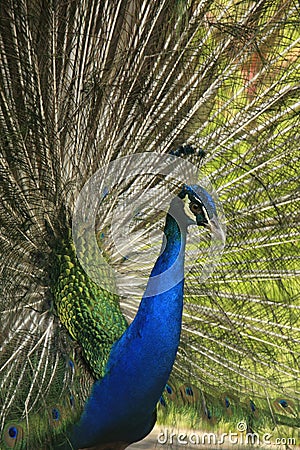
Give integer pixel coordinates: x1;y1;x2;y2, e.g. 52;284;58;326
53;236;128;379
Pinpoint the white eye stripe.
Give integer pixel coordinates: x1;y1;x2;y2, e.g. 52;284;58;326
202;206;210;222
191;196;211;223
190;200;210;221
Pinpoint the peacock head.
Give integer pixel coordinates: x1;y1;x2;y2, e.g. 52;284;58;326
178;184;224;240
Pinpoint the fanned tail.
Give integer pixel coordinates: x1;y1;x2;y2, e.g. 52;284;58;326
0;0;299;448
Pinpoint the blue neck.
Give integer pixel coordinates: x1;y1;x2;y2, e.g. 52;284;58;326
70;198;187;449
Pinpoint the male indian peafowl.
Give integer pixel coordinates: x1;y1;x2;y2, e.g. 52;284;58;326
0;1;300;449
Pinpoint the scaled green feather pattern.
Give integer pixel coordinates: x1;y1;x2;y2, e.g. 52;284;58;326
53;237;128;379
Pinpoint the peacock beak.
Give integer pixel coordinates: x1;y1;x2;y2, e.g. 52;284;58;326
204;215;226;243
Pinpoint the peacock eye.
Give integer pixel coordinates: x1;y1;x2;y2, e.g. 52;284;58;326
190;202;202;215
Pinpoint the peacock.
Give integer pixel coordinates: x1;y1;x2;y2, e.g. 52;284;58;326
0;0;299;449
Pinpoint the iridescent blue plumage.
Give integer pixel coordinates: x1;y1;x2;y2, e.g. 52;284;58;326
68;192;208;449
